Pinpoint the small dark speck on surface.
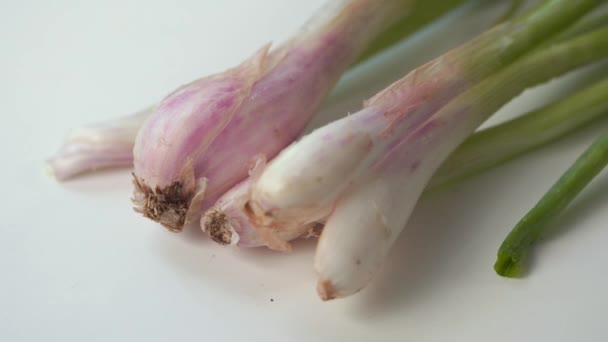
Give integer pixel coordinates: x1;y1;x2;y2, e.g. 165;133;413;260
270;298;274;302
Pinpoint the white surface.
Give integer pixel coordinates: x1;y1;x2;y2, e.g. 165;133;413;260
2;1;608;341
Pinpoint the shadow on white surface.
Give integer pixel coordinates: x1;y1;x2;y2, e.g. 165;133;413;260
349;118;608;317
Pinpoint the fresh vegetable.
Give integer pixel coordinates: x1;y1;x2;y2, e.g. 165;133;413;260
495;127;608;278
204;0;604;247
130;0;455;232
313;26;607;300
48;0;472;183
46;107;152;181
45;0;608;303
430;75;608;191
203;1;606;300
313;28;608;300
199;0;510;247
203;66;608;248
46;1;607;182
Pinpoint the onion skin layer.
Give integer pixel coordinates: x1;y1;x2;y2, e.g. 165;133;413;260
131;0;416;232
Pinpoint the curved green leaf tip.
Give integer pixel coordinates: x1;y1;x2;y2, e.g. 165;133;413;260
494;252;523;278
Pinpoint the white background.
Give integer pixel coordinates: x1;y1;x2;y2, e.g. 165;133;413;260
2;1;608;341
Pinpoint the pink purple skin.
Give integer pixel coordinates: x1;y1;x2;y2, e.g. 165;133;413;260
133;0;410;231
133;38;351;209
133;53;265;187
48;109;151;180
195;35;361;209
208;56;473;248
48;146;133;181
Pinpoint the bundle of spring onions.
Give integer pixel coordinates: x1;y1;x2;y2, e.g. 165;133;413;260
48;0;608;300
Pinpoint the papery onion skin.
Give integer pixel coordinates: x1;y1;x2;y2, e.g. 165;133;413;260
132;0;417;232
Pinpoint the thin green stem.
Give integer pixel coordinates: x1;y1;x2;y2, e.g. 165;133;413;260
420;26;608;176
494;0;526;25
459;0;603;79
494;131;608;278
458;27;608;133
358;0;604;67
428;76;608;191
356;0;466;64
552;8;608;44
387;0;604;117
425;9;608;192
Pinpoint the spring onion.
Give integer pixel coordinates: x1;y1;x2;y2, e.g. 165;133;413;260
130;0;450;232
204;0;606;300
47;0;473;183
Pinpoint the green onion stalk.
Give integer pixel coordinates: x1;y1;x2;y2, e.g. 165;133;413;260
203;0;606;300
495;127;608;278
